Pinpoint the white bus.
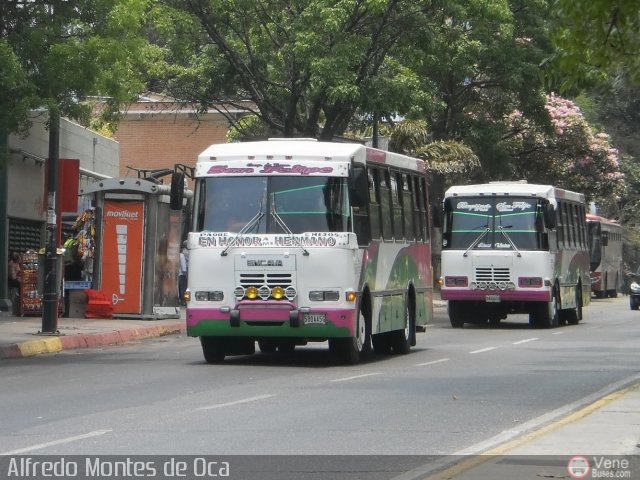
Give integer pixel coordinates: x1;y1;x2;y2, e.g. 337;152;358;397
586;214;623;298
439;181;590;328
180;139;434;364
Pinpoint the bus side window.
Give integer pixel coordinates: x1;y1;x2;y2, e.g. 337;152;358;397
580;205;588;247
390;171;404;241
418;177;428;241
380;169;393;241
368;168;381;240
554;201;563;249
196;180;206;231
403;173;415;241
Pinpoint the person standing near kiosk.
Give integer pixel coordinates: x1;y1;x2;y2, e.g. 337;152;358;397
8;252;21;315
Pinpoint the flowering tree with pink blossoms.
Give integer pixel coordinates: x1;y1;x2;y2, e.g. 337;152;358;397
504;94;624;211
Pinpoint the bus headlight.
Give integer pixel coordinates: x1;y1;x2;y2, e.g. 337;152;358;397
246;286;259;299
285;286;297;300
309;290;340;301
258;285;271;300
195;291;224;301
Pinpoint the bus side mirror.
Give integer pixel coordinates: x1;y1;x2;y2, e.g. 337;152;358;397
350;167;368;209
170;171;185;210
602;231;609;246
543;204;556;229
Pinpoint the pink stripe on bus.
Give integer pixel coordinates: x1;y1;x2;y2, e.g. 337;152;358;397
187;307;356;334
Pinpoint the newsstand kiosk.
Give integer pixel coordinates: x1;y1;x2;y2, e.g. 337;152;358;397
79;178;190;319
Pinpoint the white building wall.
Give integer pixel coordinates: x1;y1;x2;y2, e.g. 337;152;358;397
7;113;119;220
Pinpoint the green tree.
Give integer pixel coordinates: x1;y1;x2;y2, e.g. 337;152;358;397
403;0;553;181
0;40;35;142
155;0;434;140
550;0;640;88
1;0;161;133
0;0;160;320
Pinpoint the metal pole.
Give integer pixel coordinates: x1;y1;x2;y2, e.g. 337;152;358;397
41;106;60;333
0;130;9;313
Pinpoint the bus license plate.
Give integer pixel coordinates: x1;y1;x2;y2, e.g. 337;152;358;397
303;313;327;325
486;295;501;303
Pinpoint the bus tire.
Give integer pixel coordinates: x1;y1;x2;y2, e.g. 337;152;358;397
534;290;559;329
391;297;412;355
566;286;583;325
448;301;465;328
331;305;370;364
200;336;226;363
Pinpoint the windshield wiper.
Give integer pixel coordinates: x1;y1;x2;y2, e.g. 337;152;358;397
463;227;490;257
220;201;264;256
270;195;310;256
498;225;522;257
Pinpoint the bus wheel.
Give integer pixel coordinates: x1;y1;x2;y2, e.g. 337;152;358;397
331;306;370;364
391;299;412;355
534;292;559;328
448;301;465;328
258;339;278;353
565;287;583;325
200;336;225;363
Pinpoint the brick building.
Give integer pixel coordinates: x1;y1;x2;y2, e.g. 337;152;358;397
113;93;251;181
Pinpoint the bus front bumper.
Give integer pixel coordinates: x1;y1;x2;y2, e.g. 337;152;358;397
440;289;552;302
186;303;357;338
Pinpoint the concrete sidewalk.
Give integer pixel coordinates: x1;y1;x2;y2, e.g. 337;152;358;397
0;311;185;360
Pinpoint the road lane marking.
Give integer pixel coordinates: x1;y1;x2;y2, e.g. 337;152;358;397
415;358;450;367
196;394;275;411
0;429;112;455
469;347;497;354
552;331;564;335
331;372;382;383
512;337;539;345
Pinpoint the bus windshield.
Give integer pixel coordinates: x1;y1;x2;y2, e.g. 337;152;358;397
443;196;545;251
196;176;350;234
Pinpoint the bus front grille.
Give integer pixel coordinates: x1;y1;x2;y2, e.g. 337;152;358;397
238;273;294;288
475;267;511;283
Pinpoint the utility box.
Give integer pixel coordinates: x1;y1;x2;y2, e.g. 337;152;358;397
80;178;190;319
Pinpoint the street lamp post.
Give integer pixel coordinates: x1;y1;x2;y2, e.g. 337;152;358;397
41;106;60;334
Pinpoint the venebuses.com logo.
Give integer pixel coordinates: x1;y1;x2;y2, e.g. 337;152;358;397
567;455;632;479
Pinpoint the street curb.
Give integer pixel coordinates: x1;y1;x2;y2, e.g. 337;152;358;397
0;323;185;360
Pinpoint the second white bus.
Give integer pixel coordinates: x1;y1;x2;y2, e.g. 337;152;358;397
439;181;591;328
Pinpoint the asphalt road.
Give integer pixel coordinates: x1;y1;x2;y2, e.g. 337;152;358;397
1;295;638;463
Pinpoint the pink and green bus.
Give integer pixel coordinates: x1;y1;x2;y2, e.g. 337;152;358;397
439;181;590;328
182;139;434;364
